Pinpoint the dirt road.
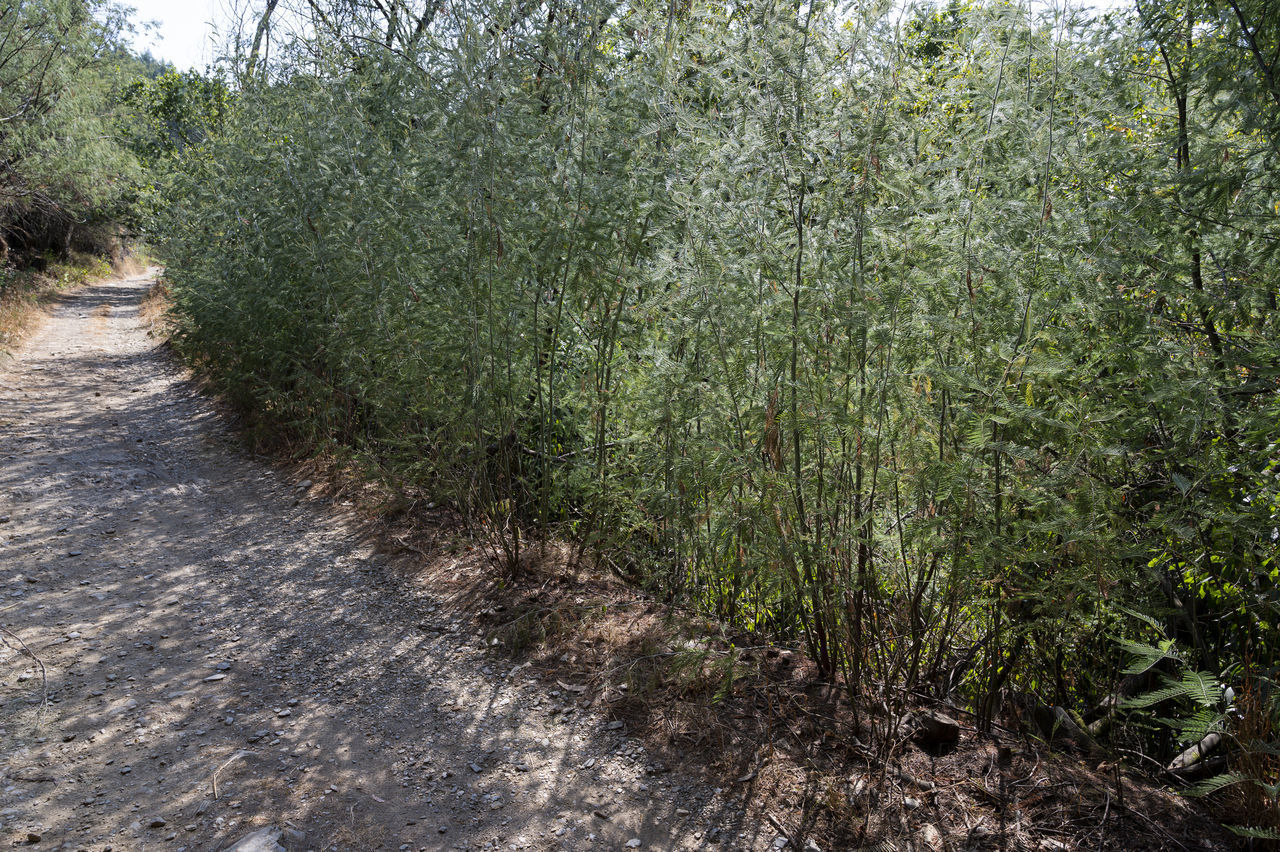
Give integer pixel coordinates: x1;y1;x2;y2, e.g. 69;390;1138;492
0;274;763;851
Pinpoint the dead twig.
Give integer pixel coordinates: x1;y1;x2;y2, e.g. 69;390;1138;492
209;749;255;800
766;811;796;848
888;763;937;791
1096;789;1111;845
0;624;47;720
1113;797;1193;851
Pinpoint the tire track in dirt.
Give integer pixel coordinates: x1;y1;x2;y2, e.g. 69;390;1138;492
0;274;765;851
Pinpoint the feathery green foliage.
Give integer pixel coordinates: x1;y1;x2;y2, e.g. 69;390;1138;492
154;0;1279;831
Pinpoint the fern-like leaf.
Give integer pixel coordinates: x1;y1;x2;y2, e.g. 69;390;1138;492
1122;680;1193;710
1115;636;1180;675
1186;771;1247;798
1226;825;1280;840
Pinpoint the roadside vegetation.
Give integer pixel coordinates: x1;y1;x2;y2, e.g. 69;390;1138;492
152;0;1278;840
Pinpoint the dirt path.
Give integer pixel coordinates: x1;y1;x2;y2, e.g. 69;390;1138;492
0;274;765;851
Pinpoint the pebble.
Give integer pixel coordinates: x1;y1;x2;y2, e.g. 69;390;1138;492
224;826;287;851
203;673;226;682
917;824;944;851
626;840;642;848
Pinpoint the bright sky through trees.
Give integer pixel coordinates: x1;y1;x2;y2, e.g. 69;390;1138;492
127;0;221;70
126;0;1130;72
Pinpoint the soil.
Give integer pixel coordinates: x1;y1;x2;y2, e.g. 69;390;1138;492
0;273;765;851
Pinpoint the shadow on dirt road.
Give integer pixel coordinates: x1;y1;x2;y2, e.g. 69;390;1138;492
0;275;762;851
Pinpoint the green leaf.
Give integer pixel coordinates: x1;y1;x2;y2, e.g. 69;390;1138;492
1226;825;1280;840
1186;771;1247;798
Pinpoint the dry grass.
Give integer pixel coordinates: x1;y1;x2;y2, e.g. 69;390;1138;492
0;253;114;353
1215;683;1280;847
364;528;1239;851
0;271;58;353
140;276;175;334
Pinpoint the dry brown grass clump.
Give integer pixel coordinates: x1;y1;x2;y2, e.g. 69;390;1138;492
0;269;58;352
0;253;115;352
140;276;175;333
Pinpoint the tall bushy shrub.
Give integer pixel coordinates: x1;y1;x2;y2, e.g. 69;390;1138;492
160;0;1277;785
0;1;146;265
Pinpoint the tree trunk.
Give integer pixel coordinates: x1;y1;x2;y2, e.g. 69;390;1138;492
244;0;280;82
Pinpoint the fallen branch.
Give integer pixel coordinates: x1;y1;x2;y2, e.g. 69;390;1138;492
1169;755;1228;782
766;812;795;849
888;763;937;792
1167;732;1224;774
